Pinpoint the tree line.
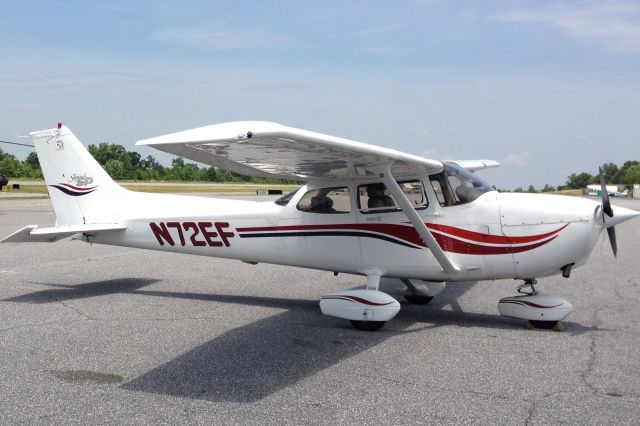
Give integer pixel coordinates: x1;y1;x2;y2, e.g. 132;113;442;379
562;161;640;189
0;143;298;184
504;161;640;193
1;143;638;189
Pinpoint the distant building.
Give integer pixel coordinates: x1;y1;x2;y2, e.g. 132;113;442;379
586;184;618;196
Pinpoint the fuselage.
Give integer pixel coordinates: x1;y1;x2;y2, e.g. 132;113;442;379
89;173;609;283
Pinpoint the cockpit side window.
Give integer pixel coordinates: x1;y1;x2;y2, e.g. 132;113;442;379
429;162;493;206
358;180;427;213
296;187;351;214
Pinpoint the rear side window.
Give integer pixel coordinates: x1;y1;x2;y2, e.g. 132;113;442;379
357;180;427;213
296;187;351;214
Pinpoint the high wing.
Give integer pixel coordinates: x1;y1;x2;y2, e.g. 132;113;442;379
136;121;443;180
448;160;500;172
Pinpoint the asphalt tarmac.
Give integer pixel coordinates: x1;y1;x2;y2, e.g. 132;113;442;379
1;197;639;424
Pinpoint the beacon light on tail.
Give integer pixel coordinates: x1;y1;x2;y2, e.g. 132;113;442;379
3;121;639;330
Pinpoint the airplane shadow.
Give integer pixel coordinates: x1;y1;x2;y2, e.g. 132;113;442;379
4;278;594;403
1;278;160;303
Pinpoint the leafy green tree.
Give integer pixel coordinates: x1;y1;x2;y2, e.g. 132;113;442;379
0;154;23;177
140;155;158;170
565;172;595;189
600;163;618;183
617;164;640;185
105;159;125;179
527;185;538;193
625;165;640;184
88;143;127;166
542;184;556;192
612;161;640;184
21;152;43;178
25;152;40;168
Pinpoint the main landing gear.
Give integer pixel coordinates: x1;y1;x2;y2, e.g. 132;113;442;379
402;279;445;305
498;279;572;329
319;273;400;331
319;276;448;330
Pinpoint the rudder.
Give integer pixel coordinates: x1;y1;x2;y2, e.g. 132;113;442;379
31;124;126;226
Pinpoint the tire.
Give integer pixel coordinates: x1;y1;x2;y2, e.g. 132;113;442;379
404;295;433;305
350;320;386;331
529;320;559;329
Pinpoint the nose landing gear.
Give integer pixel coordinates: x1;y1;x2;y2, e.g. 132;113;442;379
498;279;572;330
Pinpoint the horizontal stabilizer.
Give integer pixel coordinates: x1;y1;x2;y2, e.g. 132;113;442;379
2;223;126;243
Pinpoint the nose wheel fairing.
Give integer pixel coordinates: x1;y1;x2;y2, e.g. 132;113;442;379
498;279;572;328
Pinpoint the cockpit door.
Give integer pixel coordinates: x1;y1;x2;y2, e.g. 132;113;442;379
355;178;443;277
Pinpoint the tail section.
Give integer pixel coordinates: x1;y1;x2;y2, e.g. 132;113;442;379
31;124;127;226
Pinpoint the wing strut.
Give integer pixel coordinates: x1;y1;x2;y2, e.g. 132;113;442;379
377;165;461;275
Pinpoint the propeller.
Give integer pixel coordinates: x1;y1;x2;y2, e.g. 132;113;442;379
599;166;617;257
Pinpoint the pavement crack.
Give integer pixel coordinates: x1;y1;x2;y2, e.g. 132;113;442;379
346;371;514;401
525;400;536;426
47;292;97;320
58;300;96;320
615;278;639;302
0;320;61;335
579;309;601;395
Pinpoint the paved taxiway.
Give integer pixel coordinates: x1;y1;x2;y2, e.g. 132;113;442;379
1;197;639;424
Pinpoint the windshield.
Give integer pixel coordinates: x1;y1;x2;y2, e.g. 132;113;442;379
274;187;302;206
429;162;493;206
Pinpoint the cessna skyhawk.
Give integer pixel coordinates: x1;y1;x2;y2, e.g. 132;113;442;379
3;122;638;330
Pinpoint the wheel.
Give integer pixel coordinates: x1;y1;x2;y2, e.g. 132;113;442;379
404;295;433;305
350;320;386;331
529;320;559;329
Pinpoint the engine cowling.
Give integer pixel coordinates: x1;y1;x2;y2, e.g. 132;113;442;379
498;293;572;322
320;290;400;322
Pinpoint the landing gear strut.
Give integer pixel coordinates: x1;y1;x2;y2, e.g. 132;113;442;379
498;278;572;330
517;278;538;295
403;279;433;305
401;279;445;305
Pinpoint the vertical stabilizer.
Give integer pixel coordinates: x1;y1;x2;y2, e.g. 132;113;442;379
31;125;127;226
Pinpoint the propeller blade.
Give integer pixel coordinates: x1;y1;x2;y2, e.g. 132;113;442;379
607;226;617;257
599;167;613;218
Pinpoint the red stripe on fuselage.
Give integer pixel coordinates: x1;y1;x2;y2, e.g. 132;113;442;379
237;223;565;255
426;223;568;244
238;223;425;246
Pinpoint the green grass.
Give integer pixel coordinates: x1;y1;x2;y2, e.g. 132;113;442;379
0;185;49;194
0;195;49;200
2;182;297;195
121;184;298;193
549;189;584;196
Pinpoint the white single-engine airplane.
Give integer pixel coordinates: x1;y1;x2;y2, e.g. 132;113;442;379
3;122;639;330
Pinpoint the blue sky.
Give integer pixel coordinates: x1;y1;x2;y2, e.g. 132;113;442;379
1;0;640;188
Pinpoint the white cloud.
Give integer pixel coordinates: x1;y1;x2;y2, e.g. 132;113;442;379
503;151;530;167
497;1;640;52
422;149;455;161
